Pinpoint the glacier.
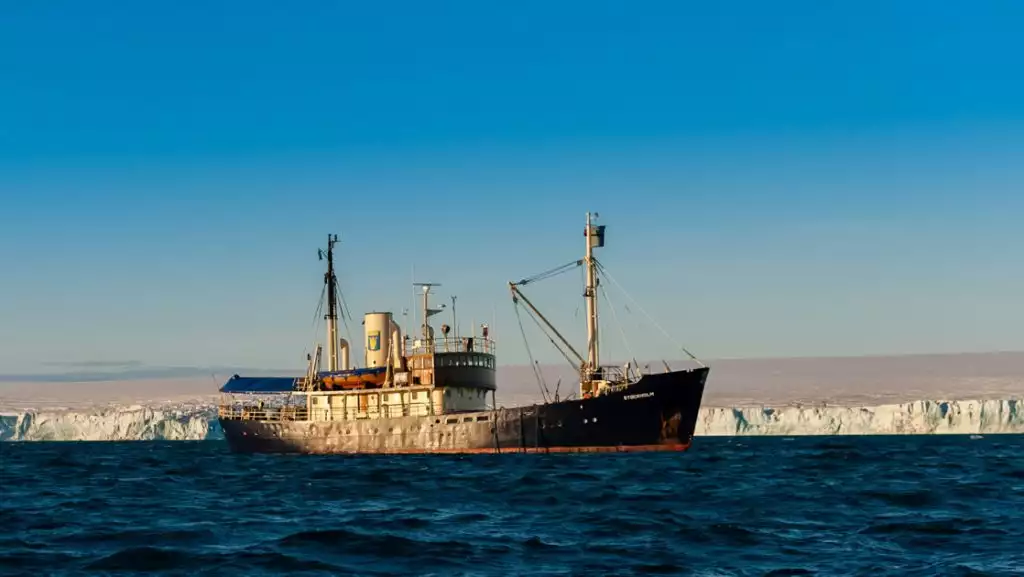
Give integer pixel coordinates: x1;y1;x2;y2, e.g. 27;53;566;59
698;399;1022;436
0;405;221;442
1;399;1020;441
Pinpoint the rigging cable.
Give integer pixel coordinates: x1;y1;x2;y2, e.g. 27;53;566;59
328;244;355;353
513;301;550;403
308;283;327;364
515;259;583;286
334;283;356;357
311;283;326;327
595;259;706;367
517;296;582;371
598;282;639;380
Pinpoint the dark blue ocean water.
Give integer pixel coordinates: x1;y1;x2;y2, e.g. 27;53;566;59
1;436;1022;576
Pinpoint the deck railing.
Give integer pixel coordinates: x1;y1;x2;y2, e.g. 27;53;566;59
217;402;441;423
308;403;435;421
405;336;496;356
218;405;309;422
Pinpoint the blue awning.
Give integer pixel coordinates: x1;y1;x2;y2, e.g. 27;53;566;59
219;375;300;394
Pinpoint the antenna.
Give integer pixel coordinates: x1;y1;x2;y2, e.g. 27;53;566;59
413;282;444;340
450;295;458;339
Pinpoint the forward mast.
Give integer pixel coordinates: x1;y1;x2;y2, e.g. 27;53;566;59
584;211;604;382
508;211;610;399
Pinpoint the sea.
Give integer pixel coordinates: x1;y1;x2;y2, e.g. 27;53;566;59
1;436;1021;576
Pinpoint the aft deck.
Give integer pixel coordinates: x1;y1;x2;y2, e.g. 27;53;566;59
218;404;310;422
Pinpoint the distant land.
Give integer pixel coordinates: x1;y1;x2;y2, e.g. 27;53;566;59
1;351;1021;413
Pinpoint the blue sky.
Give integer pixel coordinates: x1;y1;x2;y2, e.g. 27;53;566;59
1;1;1023;376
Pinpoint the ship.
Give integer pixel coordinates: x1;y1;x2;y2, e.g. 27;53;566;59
217;212;710;453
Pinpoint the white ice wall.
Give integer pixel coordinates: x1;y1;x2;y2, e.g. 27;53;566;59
1;399;1020;441
697;399;1022;436
0;405;220;441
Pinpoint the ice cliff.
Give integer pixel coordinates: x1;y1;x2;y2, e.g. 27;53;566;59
698;399;1022;436
0;399;1020;441
0;405;220;442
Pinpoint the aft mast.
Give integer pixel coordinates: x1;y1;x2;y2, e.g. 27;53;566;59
321;234;340;372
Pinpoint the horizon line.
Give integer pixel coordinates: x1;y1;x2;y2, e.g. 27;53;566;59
2;349;1022;384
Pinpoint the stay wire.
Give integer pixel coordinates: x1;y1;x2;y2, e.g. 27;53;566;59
593;259;704;368
513;302;550;403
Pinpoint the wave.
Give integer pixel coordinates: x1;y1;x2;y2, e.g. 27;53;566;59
1;399;1020;441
